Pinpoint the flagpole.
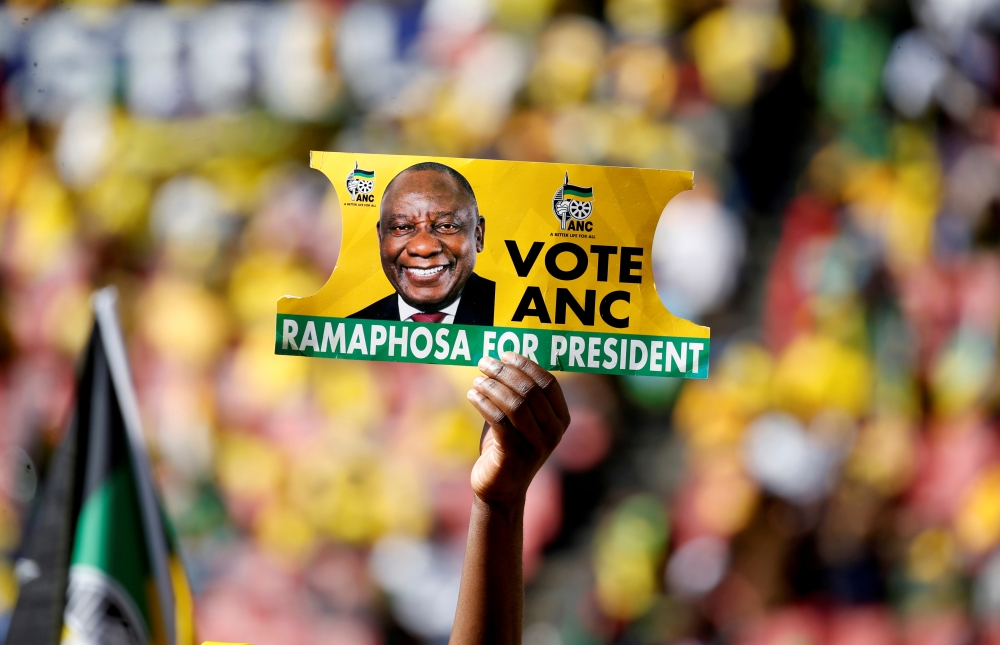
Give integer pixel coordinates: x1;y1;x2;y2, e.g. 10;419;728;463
91;287;177;645
561;173;570;230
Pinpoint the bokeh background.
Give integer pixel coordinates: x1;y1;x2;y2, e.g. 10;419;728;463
2;0;1000;643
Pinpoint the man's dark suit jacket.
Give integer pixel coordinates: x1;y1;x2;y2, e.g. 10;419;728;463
349;272;495;326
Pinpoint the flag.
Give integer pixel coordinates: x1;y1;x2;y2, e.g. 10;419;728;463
558;172;594;200
7;288;195;645
561;185;594;200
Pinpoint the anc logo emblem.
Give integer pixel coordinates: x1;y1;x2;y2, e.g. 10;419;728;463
346;161;376;203
62;566;148;645
552;172;594;230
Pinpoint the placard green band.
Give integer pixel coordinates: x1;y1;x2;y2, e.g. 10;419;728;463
276;314;709;379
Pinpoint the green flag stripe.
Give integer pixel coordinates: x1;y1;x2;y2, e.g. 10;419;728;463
353;169;375;178
70;455;154;636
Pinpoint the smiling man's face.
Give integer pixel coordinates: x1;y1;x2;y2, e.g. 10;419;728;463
377;169;484;311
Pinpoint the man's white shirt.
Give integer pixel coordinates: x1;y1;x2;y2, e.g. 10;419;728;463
397;296;461;324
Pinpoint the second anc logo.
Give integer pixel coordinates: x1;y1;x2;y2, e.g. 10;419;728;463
552;173;594;231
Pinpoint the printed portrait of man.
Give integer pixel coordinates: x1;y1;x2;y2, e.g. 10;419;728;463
349;162;495;325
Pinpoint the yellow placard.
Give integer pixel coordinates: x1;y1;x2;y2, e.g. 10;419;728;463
276;153;710;378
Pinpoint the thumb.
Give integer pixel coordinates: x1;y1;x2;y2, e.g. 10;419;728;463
479;420;490;452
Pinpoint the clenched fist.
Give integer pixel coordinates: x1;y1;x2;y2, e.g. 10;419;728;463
466;352;570;505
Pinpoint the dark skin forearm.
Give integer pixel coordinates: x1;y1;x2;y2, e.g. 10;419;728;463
449;353;570;645
450;496;525;645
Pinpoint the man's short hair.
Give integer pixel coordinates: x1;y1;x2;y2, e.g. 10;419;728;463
383;162;479;216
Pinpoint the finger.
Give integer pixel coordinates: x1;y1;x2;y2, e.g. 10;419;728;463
479;356;563;444
500;352;571;427
472;376;548;454
467;388;518;448
467;389;536;459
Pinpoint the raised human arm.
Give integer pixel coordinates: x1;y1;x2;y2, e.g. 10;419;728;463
449;352;570;645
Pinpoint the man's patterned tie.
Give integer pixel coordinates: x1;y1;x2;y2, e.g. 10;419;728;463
410;312;447;323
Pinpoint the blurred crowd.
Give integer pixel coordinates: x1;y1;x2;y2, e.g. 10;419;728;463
1;0;999;643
